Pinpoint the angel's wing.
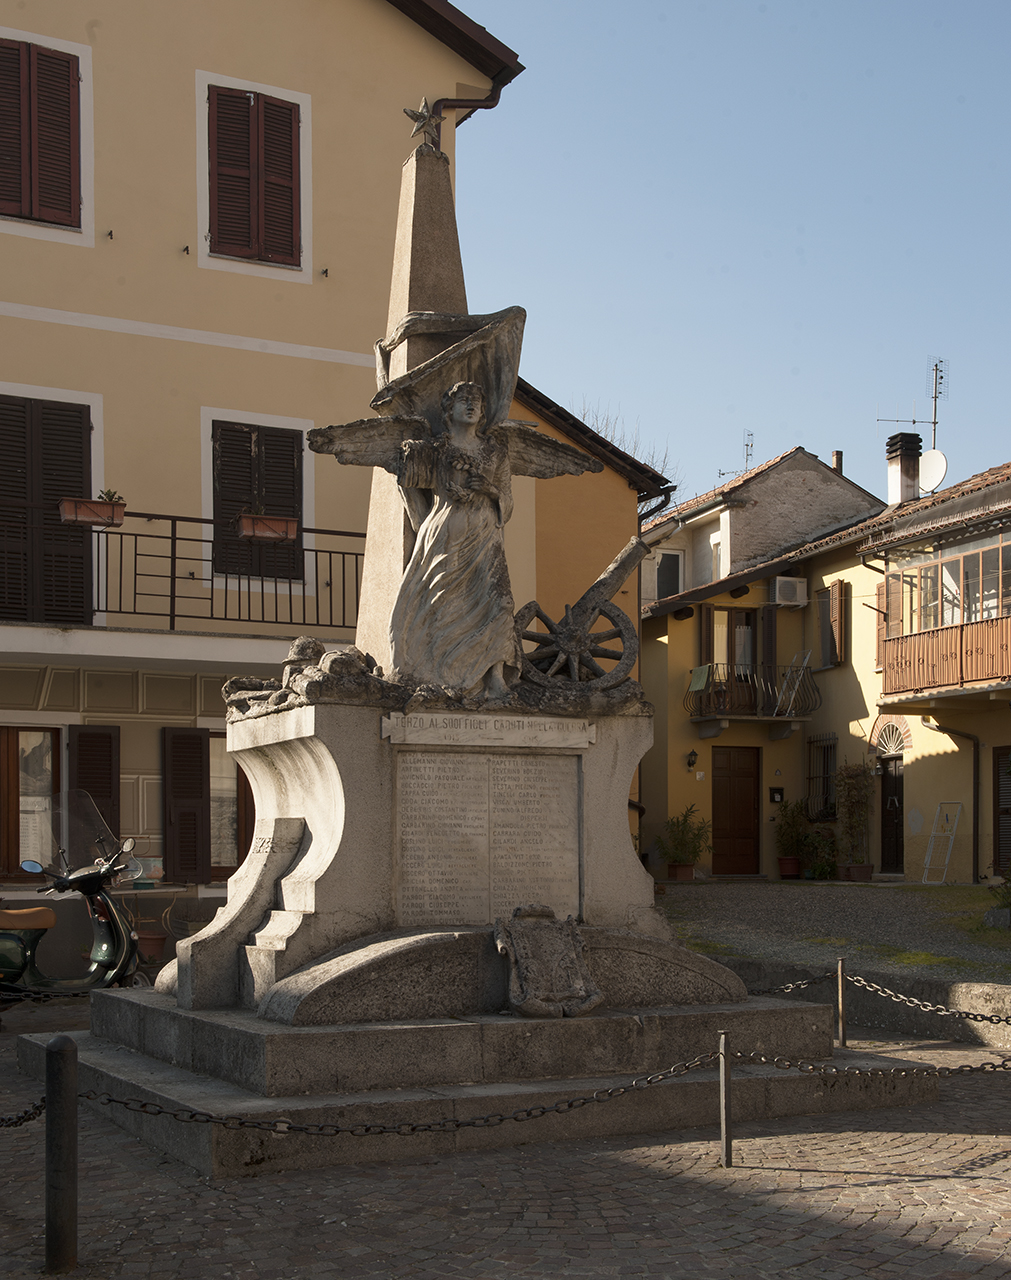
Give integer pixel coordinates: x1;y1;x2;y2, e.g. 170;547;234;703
307;416;429;469
505;423;605;480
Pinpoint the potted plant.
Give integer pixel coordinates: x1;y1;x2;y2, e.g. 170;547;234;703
58;488;126;527
774;798;808;879
655;803;712;881
837;760;875;881
237;504;298;543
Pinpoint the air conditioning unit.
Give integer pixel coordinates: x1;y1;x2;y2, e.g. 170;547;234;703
771;576;808;607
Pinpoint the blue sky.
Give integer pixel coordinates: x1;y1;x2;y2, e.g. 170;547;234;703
453;1;1010;506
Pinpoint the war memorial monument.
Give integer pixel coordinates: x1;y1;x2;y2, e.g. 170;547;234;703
20;110;930;1176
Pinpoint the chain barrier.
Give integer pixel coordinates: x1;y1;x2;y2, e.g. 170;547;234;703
731;1049;1011;1080
78;1051;721;1137
845;974;1011;1026
1;1097;45;1128
61;1044;1011;1139
0;988;92;1005
747;972;835;997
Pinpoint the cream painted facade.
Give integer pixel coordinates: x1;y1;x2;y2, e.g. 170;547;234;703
0;1;664;889
641;442;1011;886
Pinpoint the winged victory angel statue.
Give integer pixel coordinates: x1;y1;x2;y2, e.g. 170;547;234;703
308;306;603;702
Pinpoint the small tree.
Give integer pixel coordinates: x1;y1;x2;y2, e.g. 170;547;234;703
836;761;875;864
655;804;713;865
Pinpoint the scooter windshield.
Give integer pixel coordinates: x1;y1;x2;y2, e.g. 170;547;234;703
50;790;125;871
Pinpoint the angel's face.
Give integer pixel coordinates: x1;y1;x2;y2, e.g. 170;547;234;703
447;385;484;430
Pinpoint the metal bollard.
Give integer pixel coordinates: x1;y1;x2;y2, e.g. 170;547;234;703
45;1034;78;1275
718;1029;732;1168
837;957;847;1048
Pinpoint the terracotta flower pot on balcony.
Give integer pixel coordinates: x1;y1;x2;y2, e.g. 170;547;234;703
237;514;298;542
135;932;168;966
58;497;126;527
841;863;874;882
666;863;696;881
777;856;802;879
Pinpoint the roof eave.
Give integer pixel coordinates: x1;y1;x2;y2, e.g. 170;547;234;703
384;0;525;85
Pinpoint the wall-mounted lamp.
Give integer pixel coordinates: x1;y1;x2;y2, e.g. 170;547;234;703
686;750;698;770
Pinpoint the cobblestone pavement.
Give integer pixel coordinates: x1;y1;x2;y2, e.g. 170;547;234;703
3;1000;1011;1279
659;881;1011;983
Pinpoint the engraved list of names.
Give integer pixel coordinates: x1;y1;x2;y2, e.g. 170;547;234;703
395;751;580;926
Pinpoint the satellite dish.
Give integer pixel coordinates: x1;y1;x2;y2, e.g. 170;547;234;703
919;449;948;493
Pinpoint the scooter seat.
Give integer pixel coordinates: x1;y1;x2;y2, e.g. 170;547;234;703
0;907;57;929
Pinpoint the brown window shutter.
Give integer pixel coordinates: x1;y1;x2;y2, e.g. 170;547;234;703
36;397;92;625
163;728;211;883
759;604;778;714
0;39;30;218
876;581;886;669
0;394;31;621
0;726;20;875
29;44;80;226
209;86;257;258
212;419;260;576
258;94;299;264
700;605;714;664
68;725;120;837
258;425;303;579
829;579;845;665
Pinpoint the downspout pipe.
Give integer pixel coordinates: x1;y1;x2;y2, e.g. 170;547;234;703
920;718;980;883
433;76;508;149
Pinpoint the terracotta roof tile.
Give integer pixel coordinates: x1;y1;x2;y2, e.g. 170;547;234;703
642;447;806;531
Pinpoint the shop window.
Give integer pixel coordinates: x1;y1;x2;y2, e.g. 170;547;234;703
0;725;59;876
162;727;252;883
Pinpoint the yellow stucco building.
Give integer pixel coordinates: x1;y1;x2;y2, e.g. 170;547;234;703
641;434;1011;886
0;0;666;892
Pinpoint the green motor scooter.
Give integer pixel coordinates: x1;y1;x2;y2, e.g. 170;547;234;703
0;789;143;1005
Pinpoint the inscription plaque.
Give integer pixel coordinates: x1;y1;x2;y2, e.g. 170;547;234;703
395;751;580;926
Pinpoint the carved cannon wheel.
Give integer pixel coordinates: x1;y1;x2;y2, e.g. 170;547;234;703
515;600;637;689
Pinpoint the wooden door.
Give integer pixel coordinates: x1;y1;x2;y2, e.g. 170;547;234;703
712;746;760;874
880;755;904;873
994;747;1011;878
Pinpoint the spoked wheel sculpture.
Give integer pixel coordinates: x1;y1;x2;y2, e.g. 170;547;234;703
514;536;649;690
515;600;637;689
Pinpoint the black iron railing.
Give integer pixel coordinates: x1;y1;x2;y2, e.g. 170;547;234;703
683;662;822;718
0;505;364;635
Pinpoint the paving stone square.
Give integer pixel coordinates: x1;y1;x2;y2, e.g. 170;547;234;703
3;998;1011;1279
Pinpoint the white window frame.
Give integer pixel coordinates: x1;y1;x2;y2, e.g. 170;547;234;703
0;26;94;247
195;70;312;282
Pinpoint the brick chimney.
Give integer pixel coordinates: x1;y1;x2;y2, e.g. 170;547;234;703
886;432;921;504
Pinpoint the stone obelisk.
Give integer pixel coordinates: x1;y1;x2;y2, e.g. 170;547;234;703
353;141;468;672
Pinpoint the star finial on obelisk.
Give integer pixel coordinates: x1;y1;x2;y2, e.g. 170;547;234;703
403;97;445;150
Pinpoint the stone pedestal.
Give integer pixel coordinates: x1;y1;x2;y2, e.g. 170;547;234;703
161;700;665;1014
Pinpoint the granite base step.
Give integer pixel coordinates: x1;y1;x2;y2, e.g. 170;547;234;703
17;1028;938;1178
88;989;833;1096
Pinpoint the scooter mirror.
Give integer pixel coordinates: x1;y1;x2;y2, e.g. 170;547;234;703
113;856;144;884
20;860;44;874
121;837;136;853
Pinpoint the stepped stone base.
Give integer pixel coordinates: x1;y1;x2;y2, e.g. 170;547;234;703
18;992;938;1177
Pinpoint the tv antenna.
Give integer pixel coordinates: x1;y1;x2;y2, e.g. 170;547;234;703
877;357;948;451
719;430;754;479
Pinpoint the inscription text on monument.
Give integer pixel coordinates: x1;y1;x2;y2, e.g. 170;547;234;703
395;750;580;926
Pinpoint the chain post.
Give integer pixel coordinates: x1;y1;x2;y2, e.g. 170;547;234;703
718;1030;732;1168
837;957;847;1047
45;1034;78;1274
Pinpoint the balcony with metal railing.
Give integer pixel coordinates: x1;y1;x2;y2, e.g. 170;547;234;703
882;616;1011;698
0;503;365;641
683;661;822;740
